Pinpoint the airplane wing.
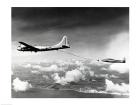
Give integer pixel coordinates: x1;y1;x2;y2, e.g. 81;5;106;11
19;41;39;51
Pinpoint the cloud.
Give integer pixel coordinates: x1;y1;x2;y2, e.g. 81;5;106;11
42;75;49;80
51;73;66;85
105;79;129;95
12;59;129;95
23;64;41;69
31;70;40;74
17;59;129;85
51;64;94;85
109;75;119;78
46;64;59;71
23;63;62;72
101;67;108;70
95;74;109;78
78;88;107;94
76;79;129;96
65;69;84;82
89;71;94;77
31;65;42;69
24;64;32;68
75;60;83;66
21;59;129;76
12;78;32;92
51;69;84;85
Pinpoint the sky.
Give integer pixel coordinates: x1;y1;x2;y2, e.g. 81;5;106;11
12;7;129;63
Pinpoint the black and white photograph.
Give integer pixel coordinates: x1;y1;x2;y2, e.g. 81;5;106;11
11;7;129;98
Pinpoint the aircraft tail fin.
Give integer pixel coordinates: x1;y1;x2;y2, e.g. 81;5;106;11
122;57;126;63
52;36;70;48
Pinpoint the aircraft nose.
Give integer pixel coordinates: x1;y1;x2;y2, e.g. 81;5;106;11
17;46;21;50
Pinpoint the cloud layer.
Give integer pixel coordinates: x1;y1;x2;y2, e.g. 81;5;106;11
12;59;129;96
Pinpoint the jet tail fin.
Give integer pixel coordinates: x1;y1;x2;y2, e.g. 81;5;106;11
122;57;126;63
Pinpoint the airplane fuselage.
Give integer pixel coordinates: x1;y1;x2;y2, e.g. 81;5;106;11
101;59;125;63
18;45;70;52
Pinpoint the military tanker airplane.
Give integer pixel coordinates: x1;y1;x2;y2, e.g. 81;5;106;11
17;36;70;52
